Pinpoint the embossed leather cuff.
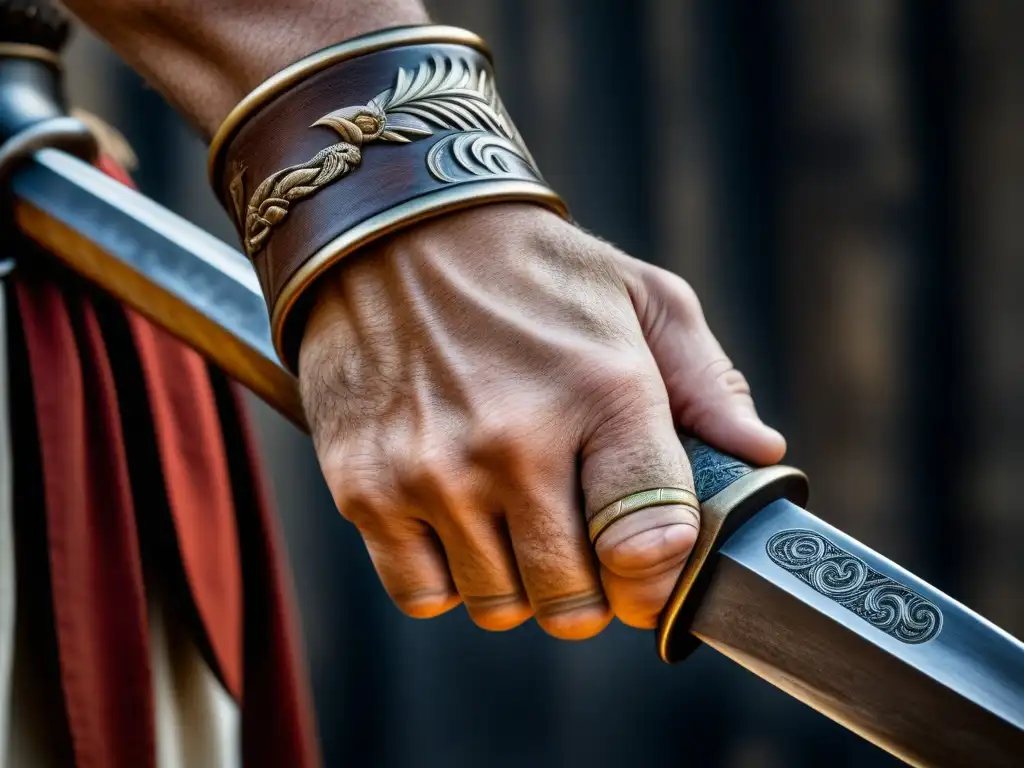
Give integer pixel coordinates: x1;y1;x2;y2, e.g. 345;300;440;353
209;25;569;371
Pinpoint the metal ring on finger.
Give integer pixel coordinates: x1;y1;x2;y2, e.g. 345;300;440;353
587;487;700;544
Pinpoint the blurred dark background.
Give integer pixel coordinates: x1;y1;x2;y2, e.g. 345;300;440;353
63;0;1024;765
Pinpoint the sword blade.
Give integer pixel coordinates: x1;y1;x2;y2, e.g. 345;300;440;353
9;148;306;428
9;147;1024;766
692;498;1024;766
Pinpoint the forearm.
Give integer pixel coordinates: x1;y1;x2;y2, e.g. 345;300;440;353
63;0;429;136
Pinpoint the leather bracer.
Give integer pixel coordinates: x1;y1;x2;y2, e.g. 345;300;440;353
209;25;568;370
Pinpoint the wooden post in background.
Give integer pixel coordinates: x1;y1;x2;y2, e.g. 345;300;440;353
779;0;917;566
958;0;1024;635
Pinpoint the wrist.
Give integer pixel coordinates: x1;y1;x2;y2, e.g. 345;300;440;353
298;202;572;376
70;1;430;136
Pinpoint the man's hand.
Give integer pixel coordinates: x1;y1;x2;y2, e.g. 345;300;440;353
300;204;785;638
63;0;783;640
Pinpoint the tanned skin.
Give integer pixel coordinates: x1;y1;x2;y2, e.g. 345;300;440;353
65;0;786;638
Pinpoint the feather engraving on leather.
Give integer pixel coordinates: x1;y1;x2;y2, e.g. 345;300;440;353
241;55;540;258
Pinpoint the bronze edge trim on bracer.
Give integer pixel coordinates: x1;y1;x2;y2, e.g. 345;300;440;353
271;178;568;371
207;25;490;186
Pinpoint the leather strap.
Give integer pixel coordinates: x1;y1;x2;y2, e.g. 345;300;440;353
210;25;568;371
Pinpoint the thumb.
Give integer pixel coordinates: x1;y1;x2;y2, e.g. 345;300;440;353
619;255;787;466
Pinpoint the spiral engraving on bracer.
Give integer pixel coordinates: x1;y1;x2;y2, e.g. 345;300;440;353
766;529;943;644
426;131;540;184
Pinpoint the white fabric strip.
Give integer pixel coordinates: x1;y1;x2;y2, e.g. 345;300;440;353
150;590;241;768
0;281;15;766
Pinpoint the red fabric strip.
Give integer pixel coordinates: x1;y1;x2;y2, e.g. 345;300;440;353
125;315;243;699
15;276;155;768
220;381;322;768
11;153;319;767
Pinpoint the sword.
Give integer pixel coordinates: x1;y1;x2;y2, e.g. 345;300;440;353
3;13;1024;767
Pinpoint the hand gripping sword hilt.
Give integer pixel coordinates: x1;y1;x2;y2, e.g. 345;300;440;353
657;437;809;663
0;0;96;187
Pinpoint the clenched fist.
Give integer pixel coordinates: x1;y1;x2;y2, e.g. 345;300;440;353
299;203;785;639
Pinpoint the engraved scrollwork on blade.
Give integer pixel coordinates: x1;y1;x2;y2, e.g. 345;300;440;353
239;53;543;258
766;529;943;644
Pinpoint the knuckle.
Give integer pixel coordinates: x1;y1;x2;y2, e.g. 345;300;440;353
630;262;705;328
320;429;388;479
583;358;668;437
714;364;753;398
391;446;482;526
465;416;571;483
667;273;704;321
334;483;390;525
392;450;450;493
324;445;396;524
680;359;755;432
607;354;662;392
587;356;661;408
465;417;532;458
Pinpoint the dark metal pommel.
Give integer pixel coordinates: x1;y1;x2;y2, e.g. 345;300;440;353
0;0;94;188
0;0;71;52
